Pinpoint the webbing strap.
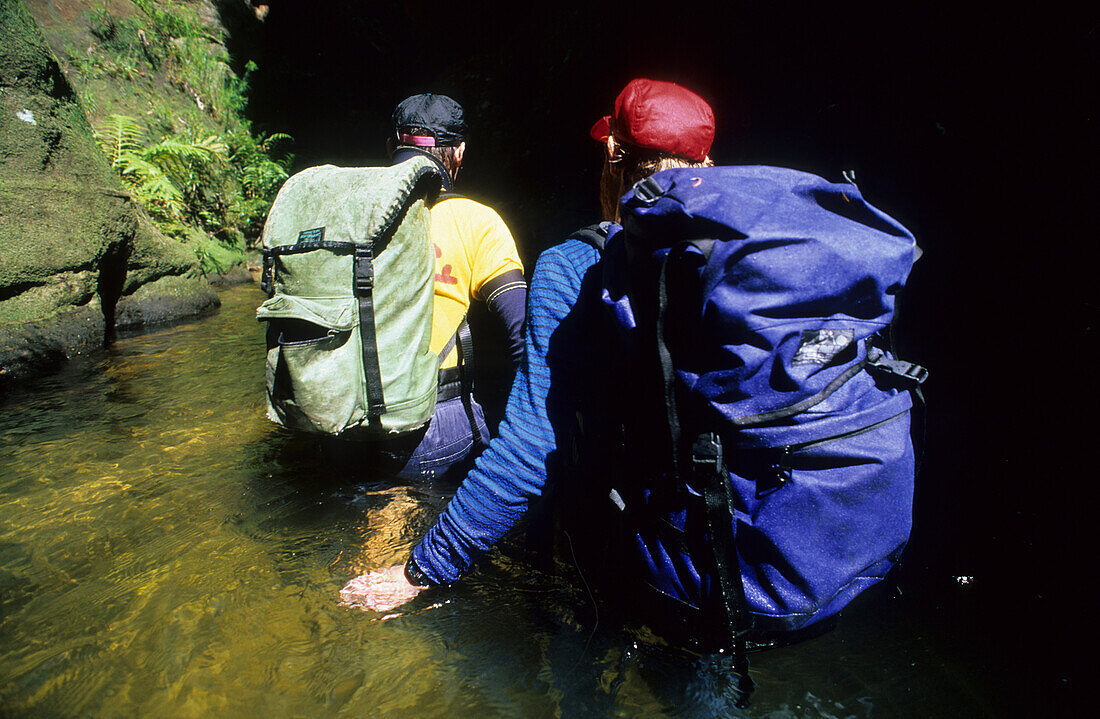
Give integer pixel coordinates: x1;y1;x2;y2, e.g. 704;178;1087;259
729;356;871;427
694;433;755;705
656;251;682;477
455;318;483;447
435;329;462;402
654;241;715;474
656;243;753;701
571;223;608;252
431;319;481;435
354;245;385;422
265;240;358;256
437;331;458;370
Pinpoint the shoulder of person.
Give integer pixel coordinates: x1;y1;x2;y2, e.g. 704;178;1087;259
548;222;618;258
434;195;509;226
435;194;489;212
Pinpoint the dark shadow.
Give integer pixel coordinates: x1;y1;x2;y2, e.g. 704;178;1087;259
96;241;129;346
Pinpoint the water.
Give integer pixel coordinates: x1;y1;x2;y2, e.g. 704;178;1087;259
0;284;1003;718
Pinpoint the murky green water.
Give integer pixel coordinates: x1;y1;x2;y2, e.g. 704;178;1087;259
1;284;1000;718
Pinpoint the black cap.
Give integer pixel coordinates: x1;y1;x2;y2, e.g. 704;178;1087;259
392;93;467;147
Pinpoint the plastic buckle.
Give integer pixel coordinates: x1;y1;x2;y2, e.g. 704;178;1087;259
354;246;374;295
866;349;929;385
899;363;930;385
260;251;275;296
691;432;723;474
355;272;374;294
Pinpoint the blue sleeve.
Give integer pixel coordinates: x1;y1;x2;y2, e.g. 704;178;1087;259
411;241;599;584
481;268;527;369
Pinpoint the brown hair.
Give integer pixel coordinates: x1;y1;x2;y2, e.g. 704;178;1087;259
600;142;713;221
396;126;461;178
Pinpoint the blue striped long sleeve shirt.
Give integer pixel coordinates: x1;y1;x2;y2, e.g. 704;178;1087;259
412;238;603;583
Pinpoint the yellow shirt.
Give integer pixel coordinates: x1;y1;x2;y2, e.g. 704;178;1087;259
429;197;523;368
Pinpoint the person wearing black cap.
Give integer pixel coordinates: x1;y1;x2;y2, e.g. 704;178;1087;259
341;79;714;610
385;93;527;480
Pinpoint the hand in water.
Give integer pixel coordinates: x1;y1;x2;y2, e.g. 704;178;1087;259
339;565;426;612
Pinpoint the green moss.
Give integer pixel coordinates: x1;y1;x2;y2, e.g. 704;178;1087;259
0;270;99;325
1;0;248;381
114;271;219;329
25;0;292;265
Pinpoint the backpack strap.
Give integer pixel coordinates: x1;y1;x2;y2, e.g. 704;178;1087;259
656;245;755;705
352;168;450;428
437;327;460;370
353;244;386;426
692;432;756;706
392;146;454;192
435;315;465;398
261;249;274;296
570;223;609;253
455;318;483;447
434;317;483;446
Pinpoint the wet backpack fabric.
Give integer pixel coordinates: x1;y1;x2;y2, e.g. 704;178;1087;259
257;157;447;437
594;165;927;650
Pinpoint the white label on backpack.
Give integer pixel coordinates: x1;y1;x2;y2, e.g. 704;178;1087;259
793;329;854;365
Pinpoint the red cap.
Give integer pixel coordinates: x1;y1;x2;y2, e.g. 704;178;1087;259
589;79;715;162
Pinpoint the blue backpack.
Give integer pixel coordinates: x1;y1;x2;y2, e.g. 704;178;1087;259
589;165;927;673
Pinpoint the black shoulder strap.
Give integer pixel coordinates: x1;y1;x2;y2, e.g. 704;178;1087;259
437;191;465;202
434;316;483;446
391;146;453;192
571;223;609;253
455;318;483;446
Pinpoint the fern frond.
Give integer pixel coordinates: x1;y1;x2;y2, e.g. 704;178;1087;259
94;114;146;165
194;135;229;157
114;153;184;219
143;137;212;164
115;151;162;181
260;132;293;152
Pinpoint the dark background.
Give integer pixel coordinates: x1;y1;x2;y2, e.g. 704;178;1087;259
227;2;1095;711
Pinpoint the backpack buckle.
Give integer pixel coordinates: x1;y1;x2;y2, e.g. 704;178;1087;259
866;348;930;386
260;250;275;297
691;432;723;474
354;246;374;295
633;176;664;205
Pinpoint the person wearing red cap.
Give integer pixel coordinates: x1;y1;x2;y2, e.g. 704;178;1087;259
590;78;715;221
340;79;716;613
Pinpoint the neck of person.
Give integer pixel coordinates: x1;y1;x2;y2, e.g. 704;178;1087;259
391;146;455;191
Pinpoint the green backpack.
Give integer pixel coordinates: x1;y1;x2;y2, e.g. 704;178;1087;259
257;157;448;437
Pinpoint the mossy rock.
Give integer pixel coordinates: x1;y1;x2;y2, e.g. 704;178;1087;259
0;302;104;385
115;271;218;329
0;0;221;385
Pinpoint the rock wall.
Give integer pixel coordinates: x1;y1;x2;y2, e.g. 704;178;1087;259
0;0;220;388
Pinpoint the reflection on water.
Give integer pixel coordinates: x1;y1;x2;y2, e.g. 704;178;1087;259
0;284;997;717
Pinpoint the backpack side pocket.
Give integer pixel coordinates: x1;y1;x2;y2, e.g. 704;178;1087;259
730;393;916;632
258;295;364;435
